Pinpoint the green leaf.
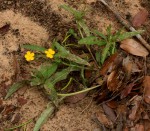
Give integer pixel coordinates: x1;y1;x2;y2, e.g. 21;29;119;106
40;63;58;79
5;80;28;99
101;42;111;64
78;20;90;36
117;30;144;41
32;70;44;79
60;5;84;20
54;42;90;66
93;30;107;40
44;82;57;101
44;67;78;101
50;67;78;84
33;103;55;131
78;36;106;46
68;28;78;39
95;51;101;65
22;44;46;52
30;77;43;86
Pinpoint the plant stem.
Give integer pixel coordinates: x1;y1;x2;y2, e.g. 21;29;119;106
61;77;73;91
57;84;101;97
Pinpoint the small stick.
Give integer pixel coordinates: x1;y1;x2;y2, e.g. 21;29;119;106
99;0;150;52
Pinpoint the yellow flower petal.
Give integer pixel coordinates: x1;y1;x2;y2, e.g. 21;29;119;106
30;53;35;57
45;48;55;58
45;50;48;54
47;53;53;58
24;51;35;61
48;49;55;54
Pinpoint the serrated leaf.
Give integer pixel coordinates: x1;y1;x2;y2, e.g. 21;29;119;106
60;5;84;20
78;36;106;46
117;30;144;41
22;44;46;52
78;20;90;36
93;30;107;40
33;103;55;131
101;42;112;64
54;42;90;66
5;80;27;99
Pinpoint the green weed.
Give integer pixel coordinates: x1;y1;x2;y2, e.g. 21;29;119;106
5;4;143;131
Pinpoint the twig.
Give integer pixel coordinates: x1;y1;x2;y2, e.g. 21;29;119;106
99;0;150;52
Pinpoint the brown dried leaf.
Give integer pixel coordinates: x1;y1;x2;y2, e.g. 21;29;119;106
107;70;120;91
100;53;118;76
2;105;16;115
11;113;21;124
102;103;116;123
135;124;145;131
128;96;142;120
95;110;113;128
123;127;129;131
120;83;135;99
143;76;150;104
120;39;149;57
0;99;3;105
123;56;133;78
132;9;149;27
106;100;118;109
84;70;92;79
143;120;150;131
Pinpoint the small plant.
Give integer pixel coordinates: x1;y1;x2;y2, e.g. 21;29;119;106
79;25;143;64
5;4;143;131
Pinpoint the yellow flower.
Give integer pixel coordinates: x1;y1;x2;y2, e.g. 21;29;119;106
45;48;55;59
24;51;35;61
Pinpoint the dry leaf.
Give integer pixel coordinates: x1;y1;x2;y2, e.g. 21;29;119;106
100;53;118;76
120;83;135;99
102;103;116;123
11;113;21;124
84;70;92;78
95;110;113;128
143;120;150;131
128;96;142;120
107;70;120;91
2;105;16;115
106;100;118;109
123;56;133;78
0;99;3;105
135;124;145;131
132;9;149;27
120;39;149;57
123;127;129;131
143;76;150;104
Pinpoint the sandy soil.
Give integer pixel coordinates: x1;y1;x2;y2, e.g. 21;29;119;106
0;0;150;131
